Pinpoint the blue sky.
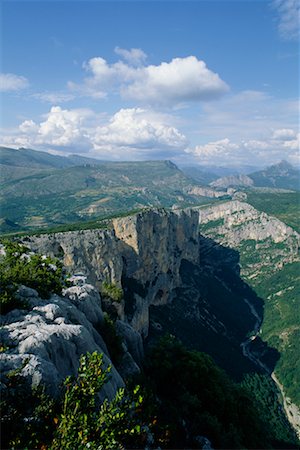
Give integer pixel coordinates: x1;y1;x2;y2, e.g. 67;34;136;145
1;0;299;167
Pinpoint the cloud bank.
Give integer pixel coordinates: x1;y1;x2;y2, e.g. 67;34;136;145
3;106;189;160
188;129;300;166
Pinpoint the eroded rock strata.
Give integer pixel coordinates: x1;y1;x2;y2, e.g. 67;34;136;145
1;206;299;427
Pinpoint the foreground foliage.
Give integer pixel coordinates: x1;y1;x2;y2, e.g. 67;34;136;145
51;352;145;450
1;352;146;450
1;337;299;449
0;240;65;314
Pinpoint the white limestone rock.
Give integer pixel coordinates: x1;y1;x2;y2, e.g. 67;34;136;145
0;286;123;400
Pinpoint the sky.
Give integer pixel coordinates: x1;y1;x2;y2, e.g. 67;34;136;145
0;0;299;168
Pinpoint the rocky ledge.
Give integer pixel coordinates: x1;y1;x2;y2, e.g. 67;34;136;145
0;279;126;399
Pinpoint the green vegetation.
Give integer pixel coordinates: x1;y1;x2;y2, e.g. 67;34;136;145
141;336;298;449
51;352;144;450
200;217;224;232
200;195;300;408
252;262;300;406
101;281;123;303
0;240;65;314
1;357;58;450
247;191;300;233
241;373;297;445
0;147;218;234
1;352;145;450
0;208;147;238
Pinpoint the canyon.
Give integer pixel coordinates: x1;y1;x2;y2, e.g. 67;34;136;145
1;202;299;444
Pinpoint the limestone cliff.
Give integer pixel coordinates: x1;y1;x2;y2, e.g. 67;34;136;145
2;205;298;410
25;209;199;337
1;209;200;399
197;201;300;278
199;201;297;243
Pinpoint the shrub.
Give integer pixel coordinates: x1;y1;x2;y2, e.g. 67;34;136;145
1;352;146;450
50;351;145;450
0;358;58;450
101;281;123;303
0;240;65;314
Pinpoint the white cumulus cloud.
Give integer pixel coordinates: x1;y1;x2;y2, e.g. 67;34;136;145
37;106;92;147
13;106;93;151
69;53;229;106
0;73;29;92
92;108;188;158
189;128;299;166
191;138;239;161
124;56;229;105
3;106;188;160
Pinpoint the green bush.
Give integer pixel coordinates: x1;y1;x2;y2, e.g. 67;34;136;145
101;281;123;303
1;352;146;450
0;358;58;450
0;240;65;314
50;351;145;450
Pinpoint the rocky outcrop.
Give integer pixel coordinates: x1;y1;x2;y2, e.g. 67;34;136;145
25;209;200;336
197;201;300;279
1;209;201;399
198;201;299;246
0;280;123;400
23;228;124;288
187;186;227;198
210;174;254;189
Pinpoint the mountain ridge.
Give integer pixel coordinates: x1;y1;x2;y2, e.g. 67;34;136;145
0;147;226;234
219;160;299;191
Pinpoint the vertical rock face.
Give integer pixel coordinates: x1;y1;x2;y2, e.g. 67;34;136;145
114;209;200;335
24;229;124;288
25;209;200;336
3;209;200;397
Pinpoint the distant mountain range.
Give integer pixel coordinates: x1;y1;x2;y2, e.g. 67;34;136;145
1;146;299;234
0;146;106;169
249;160;300;190
0;146;223;233
193;160;300;191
